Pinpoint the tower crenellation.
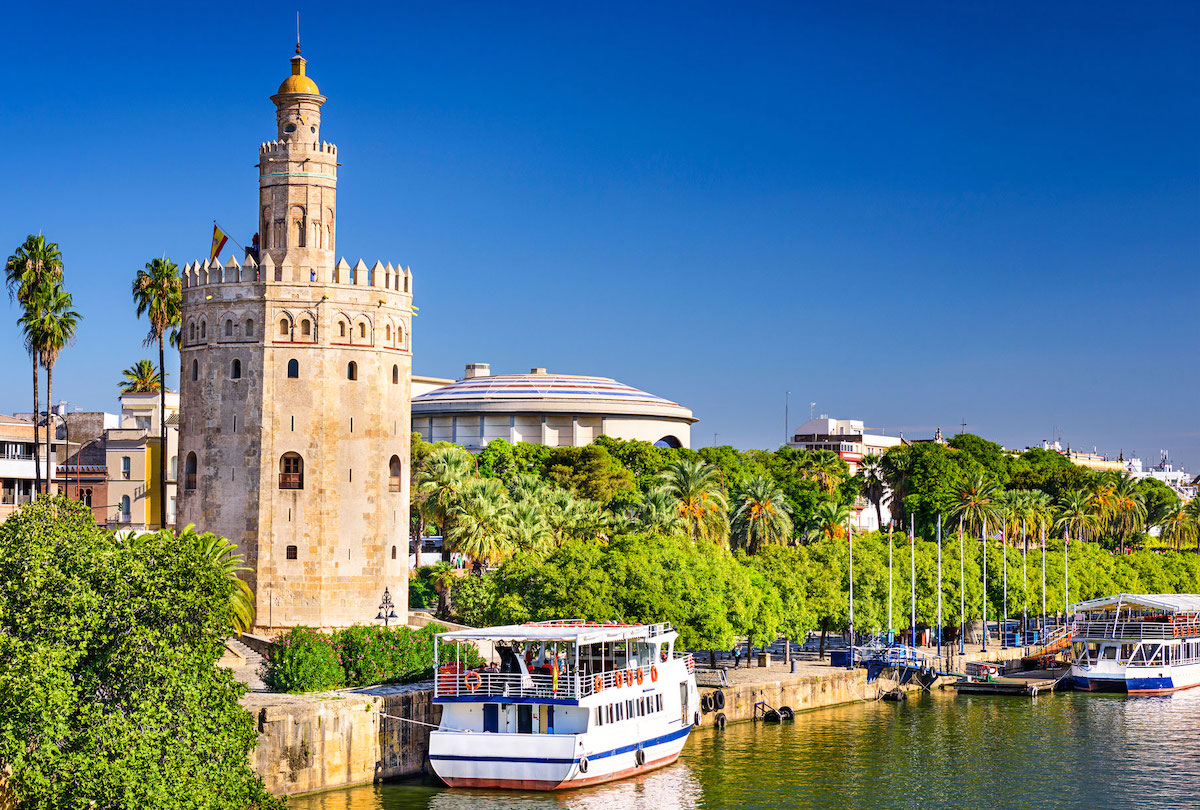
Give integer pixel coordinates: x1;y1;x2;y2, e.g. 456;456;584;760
178;48;412;633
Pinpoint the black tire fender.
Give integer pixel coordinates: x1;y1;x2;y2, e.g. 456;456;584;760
701;693;713;713
715;712;727;729
635;747;646;766
779;706;795;721
714;690;726;710
578;754;589;774
694;710;701;727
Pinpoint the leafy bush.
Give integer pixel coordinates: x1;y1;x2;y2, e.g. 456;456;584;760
263;626;345;692
0;497;283;809
263;623;484;691
408;569;436;609
450;574;497;626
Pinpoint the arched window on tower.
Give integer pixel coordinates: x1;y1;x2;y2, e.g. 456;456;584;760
389;455;402;493
301;319;311;337
385;324;392;342
392;365;399;385
245;318;254;337
184;452;197;490
280;453;304;489
231;359;242;379
347;361;358;381
119;495;131;523
279;318;289;337
191;359;198;381
339;322;347;338
200;320;206;339
359;322;367;339
189;322;196;342
224;319;233;337
287;359;299;378
291;206;306;248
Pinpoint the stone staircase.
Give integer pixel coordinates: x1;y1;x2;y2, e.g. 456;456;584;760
224;637;268;691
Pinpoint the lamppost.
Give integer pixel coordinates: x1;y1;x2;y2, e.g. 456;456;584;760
376;587;399;627
43;412;67;496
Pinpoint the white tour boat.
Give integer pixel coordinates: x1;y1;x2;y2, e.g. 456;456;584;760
429;620;700;790
1069;593;1200;694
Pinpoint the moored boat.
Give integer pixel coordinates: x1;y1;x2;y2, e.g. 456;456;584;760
429;620;700;790
1069;594;1200;694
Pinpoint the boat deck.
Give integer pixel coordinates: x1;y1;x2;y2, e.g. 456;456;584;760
950;669;1065;696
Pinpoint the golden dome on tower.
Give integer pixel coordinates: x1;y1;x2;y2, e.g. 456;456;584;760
277;47;320;95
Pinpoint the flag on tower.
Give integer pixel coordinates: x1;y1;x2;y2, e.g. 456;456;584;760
209;224;229;262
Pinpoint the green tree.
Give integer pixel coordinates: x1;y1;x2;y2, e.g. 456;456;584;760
856;453;889;530
450;477;514;568
813;500;850;541
416;445;476;561
5;235;64;495
659;457;729;544
20;282;80;496
730;475;793;553
542;445;635;507
1056;488;1100;544
187;527;256;635
131;257;182;528
119;359;164;394
948;471;1003;537
630;487;687;536
0;497;282;810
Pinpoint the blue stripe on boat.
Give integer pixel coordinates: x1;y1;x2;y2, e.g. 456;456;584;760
429;724;693;765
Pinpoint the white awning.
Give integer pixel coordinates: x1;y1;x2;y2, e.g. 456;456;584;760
436;622;659;645
1070;594;1200;614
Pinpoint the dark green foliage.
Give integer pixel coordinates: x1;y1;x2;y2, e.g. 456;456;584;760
408;568;437;609
262;626;345;693
0;497;283;810
541;445;635;506
449;574;497;627
262;624;483;691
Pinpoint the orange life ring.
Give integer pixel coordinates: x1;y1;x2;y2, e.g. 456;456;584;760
660;649;669;662
594;674;603;692
464;671;482;691
625;670;634;687
636;668;645;685
650;665;658;682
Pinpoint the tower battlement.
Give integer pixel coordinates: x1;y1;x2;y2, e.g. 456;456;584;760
259;139;338;157
182;255;412;295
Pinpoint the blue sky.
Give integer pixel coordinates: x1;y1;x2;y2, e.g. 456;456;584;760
2;2;1197;468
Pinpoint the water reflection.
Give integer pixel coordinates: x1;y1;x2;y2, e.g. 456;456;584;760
292;690;1200;810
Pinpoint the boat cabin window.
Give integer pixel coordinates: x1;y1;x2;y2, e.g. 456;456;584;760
517;705;533;734
1101;646;1117;660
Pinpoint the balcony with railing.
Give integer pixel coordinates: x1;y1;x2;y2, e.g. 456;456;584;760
279;472;303;490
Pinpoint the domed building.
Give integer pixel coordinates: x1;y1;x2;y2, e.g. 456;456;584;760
412;364;696;450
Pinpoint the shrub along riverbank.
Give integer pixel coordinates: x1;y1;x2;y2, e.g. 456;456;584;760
262;623;484;693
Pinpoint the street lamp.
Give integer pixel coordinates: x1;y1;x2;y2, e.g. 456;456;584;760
376;587;399;627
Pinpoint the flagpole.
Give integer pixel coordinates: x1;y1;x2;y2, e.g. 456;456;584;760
1041;519;1047;641
1002;522;1008;649
212;220;247;254
936;513;943;658
1021;518;1028;646
909;514;916;650
888;523;894;641
959;516;965;655
847;515;854;670
981;516;988;653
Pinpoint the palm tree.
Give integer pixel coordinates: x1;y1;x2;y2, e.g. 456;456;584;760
1055;489;1100;544
731;475;793;554
813;500;851;541
119;359;164;393
509;499;553;553
132;257;182;528
429;561;459;618
659;458;729;544
1101;475;1146;552
186;527;256;635
450;477;514;568
856;453;888;530
947;472;1003;537
1160;502;1199;552
5;234;64;494
20;283;80;494
631;487;688;536
801;450;847;496
416;445;477;561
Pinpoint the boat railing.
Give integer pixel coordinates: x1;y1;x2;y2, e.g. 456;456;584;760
1074;620;1189;640
436;662;674;700
675;652;695;673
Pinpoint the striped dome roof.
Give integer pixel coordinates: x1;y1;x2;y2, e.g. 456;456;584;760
412;369;694;421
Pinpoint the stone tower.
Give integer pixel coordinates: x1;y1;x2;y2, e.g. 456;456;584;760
178;48;412;632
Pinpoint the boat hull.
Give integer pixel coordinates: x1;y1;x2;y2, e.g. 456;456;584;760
429;725;693;791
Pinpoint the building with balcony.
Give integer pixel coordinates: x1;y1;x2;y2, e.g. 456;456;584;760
412;363;697;451
0;415;60;522
104;392;179;531
788;415;905;532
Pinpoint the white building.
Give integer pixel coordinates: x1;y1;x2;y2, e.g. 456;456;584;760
412;363;696;450
787;416;905;532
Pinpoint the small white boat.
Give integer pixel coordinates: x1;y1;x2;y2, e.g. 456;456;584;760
1069;594;1200;694
429;620;700;790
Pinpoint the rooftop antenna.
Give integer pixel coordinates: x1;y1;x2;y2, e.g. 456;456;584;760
810;402;815;420
960;417;967;435
296;11;301;53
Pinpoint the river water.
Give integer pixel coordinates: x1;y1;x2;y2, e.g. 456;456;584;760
290;690;1200;810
